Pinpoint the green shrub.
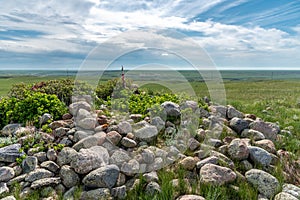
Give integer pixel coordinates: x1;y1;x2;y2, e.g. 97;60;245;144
0;92;67;129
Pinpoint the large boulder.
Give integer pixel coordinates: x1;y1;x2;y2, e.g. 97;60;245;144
80;188;111;200
31;177;61;189
227;106;244;119
83;164;119;189
72;134;106;151
200;163;236;185
229;117;249;134
161;101;181;117
0;166;15;182
60;165;80;188
0;144;24;163
249;120;280;141
25;168;54;182
245;169;280;198
228;138;249;160
134;124;158;143
71;146;109;174
57;147;77;166
248;146;272;167
69;101;91;116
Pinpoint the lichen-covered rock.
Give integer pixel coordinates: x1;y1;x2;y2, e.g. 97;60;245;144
274;192;298;200
210;105;227;118
143;171;159;183
83;164;119;189
282;183;300;199
245;169;280;198
227;105;244;119
228;138;249;160
145;181;161;195
41;161;60;173
248;146;272;167
229;117;249;134
161;101;181;117
117;121;132;135
71;146;109;174
121;159;139;176
80;188;111;200
25;168;54;182
77;118;96;130
254;139;277;154
106;131;122;145
134;124;158;143
110;150;131;166
31;177;61;189
60;165;80;188
121;137;137;148
200;163;236;185
111;185;127;199
22;156;38;173
0;166;15;182
249;120;280;141
72;135;105;151
241;129;265;141
57;147;77;166
179;156;197;170
0;144;24;163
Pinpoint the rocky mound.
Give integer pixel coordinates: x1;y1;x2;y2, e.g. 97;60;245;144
0;96;300;200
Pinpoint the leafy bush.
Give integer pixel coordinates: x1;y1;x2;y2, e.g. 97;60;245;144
9;79;94;106
0;92;67;129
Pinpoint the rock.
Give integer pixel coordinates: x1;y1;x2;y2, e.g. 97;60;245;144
13;165;22;177
121;137;137;148
179;156;197;170
143;171;159;182
31;177;61;189
248;146;272;166
1;124;22;136
240;160;253;171
188;138;200;151
106;131;122;145
150;116;165;132
22;156;38;173
71;146;109;174
73;130;94;142
34;152;48;163
80;188;111;200
69;101;91;116
60;165;80;188
47;149;57;161
241;129;265;141
111;185;127;199
83;164;119;189
0;167;15;182
1;195;16;200
210;151;235;169
73;135;105;151
121;159;139;176
41;161;60;173
54;127;69;138
229;117;249;134
77;118;96;130
210;105;227;118
7;174;26;186
161;101;181;117
245;169;279;198
254;139;277;154
227;138;249;160
57;147;77;166
206;138;223;148
249;120;280;141
147;157;164;171
48;120;69;129
146;181;161;195
130;114;143;122
200;164;236;185
274;192;298;200
110;150;131;166
176;195;205;200
134;124;158;143
0;182;9;195
196;156;218;169
227;106;244;119
180;100;199;112
0;144;24;163
117;121;132;135
76;108;92;121
25;168;54;182
62;113;73;120
141;149;155;164
282;183;300;199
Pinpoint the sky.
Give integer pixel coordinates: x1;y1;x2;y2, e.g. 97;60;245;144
0;0;300;70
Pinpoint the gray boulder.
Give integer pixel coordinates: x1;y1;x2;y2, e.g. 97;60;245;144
1;124;22;136
241;129;265;141
69;101;91;116
0;182;9;195
117;121;132;135
25;168;54;182
229;117;249;134
83;164;119;189
80;188;111;200
0;166;15;182
71;146;109;174
274;192;298;200
134;124;158;143
150;116;165;132
248;146;272;167
31;177;61;189
228;138;249;160
110;150;131;166
40;161;60;173
245;169;280;198
250;120;280;141
111;185;127;199
282;183;300;199
200;163;236;185
0;144;24;163
72;135;105;151
227;106;244;119
60;165;80;188
161;101;181;117
22;156;38;173
57;147;77;166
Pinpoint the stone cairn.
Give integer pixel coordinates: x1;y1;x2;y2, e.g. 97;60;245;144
0;95;300;200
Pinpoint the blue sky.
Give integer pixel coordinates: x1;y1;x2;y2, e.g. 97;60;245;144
0;0;300;70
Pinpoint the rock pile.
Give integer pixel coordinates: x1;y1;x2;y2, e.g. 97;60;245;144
0;96;299;200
